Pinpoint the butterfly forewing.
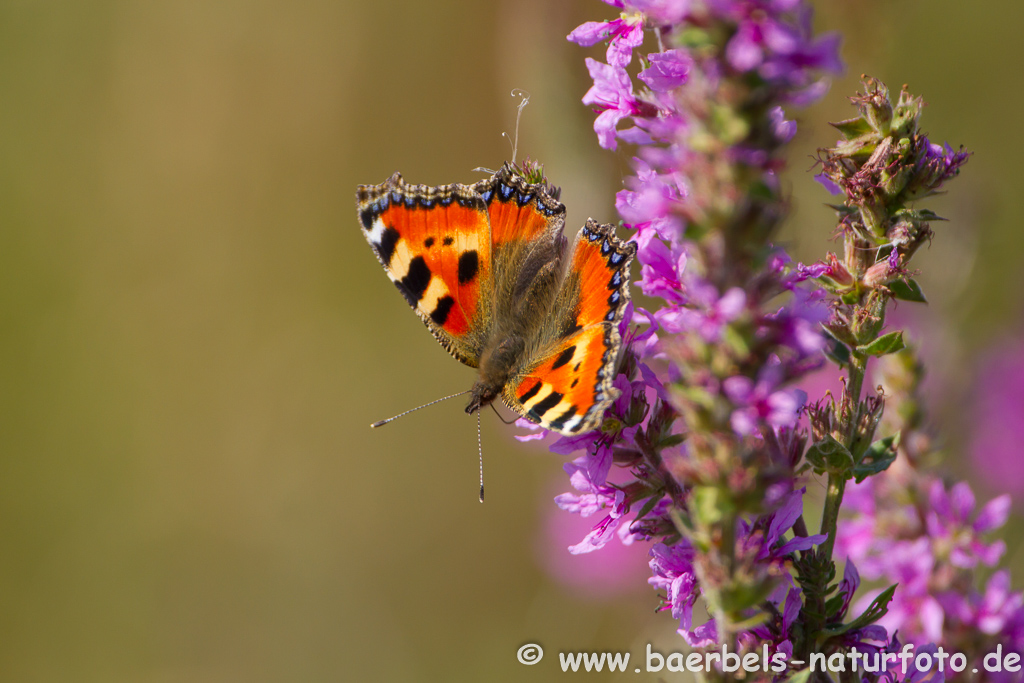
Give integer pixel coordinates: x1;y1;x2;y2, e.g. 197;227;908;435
473;166;565;247
356;174;493;367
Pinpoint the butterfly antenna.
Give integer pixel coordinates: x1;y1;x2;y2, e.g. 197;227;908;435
370;391;470;428
488;403;517;425
477;409;485;503
500;89;531;165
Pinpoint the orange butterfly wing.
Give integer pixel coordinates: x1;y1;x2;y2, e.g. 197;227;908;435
502;220;635;434
356;174;492;366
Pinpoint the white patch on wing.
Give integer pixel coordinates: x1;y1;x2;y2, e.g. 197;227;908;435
418;277;450;316
366;217;386;245
559;415;582;432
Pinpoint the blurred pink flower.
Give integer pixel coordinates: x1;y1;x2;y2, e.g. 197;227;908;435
970;338;1024;500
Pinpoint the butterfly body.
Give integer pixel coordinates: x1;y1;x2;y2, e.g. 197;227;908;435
356;163;635;435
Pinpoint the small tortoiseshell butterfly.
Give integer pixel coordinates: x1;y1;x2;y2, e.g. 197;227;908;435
355;163;635;435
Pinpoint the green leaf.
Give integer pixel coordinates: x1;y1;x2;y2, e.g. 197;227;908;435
858;330;906;357
853;433;900;483
890;278;928;303
823;584;897;639
657;433;685;449
787;669;812;683
823;337;852;367
805;435;855;475
635;493;664;521
830;116;874;140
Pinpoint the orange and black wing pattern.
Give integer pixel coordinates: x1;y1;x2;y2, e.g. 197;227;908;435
503;220;636;434
472;163;565;247
356;173;492;367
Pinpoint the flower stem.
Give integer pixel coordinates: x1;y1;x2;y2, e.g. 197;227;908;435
820;351;868;560
819;474;846;560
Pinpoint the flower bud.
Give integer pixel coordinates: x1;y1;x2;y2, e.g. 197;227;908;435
891;85;924;139
862;252;904;289
852;77;893;135
815;252;856;293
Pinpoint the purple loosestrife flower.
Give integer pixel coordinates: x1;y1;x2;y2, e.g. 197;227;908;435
723;364;807;436
939;570;1024;638
926;481;1009;569
568;14;644;67
581;58;642;149
638;49;692;91
648;541;700;633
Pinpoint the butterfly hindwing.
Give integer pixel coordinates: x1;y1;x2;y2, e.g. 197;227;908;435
502;220;636;434
356;173;493;367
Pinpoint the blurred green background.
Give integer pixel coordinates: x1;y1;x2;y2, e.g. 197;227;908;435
1;1;1021;681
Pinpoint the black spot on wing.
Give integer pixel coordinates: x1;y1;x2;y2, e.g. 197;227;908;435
548;405;579;432
359;207;375;230
424;237;435;248
443;236;454;246
458;250;479;284
570;378;579;388
518;381;542;404
399;256;431;302
530;391;564;419
551;345;576;370
430;295;455;326
376;226;400;266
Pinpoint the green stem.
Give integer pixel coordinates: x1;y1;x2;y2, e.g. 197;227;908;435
819;474;846;560
820;351;867;561
845;351;868;423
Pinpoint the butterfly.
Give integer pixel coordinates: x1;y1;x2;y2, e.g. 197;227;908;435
355;162;635;435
